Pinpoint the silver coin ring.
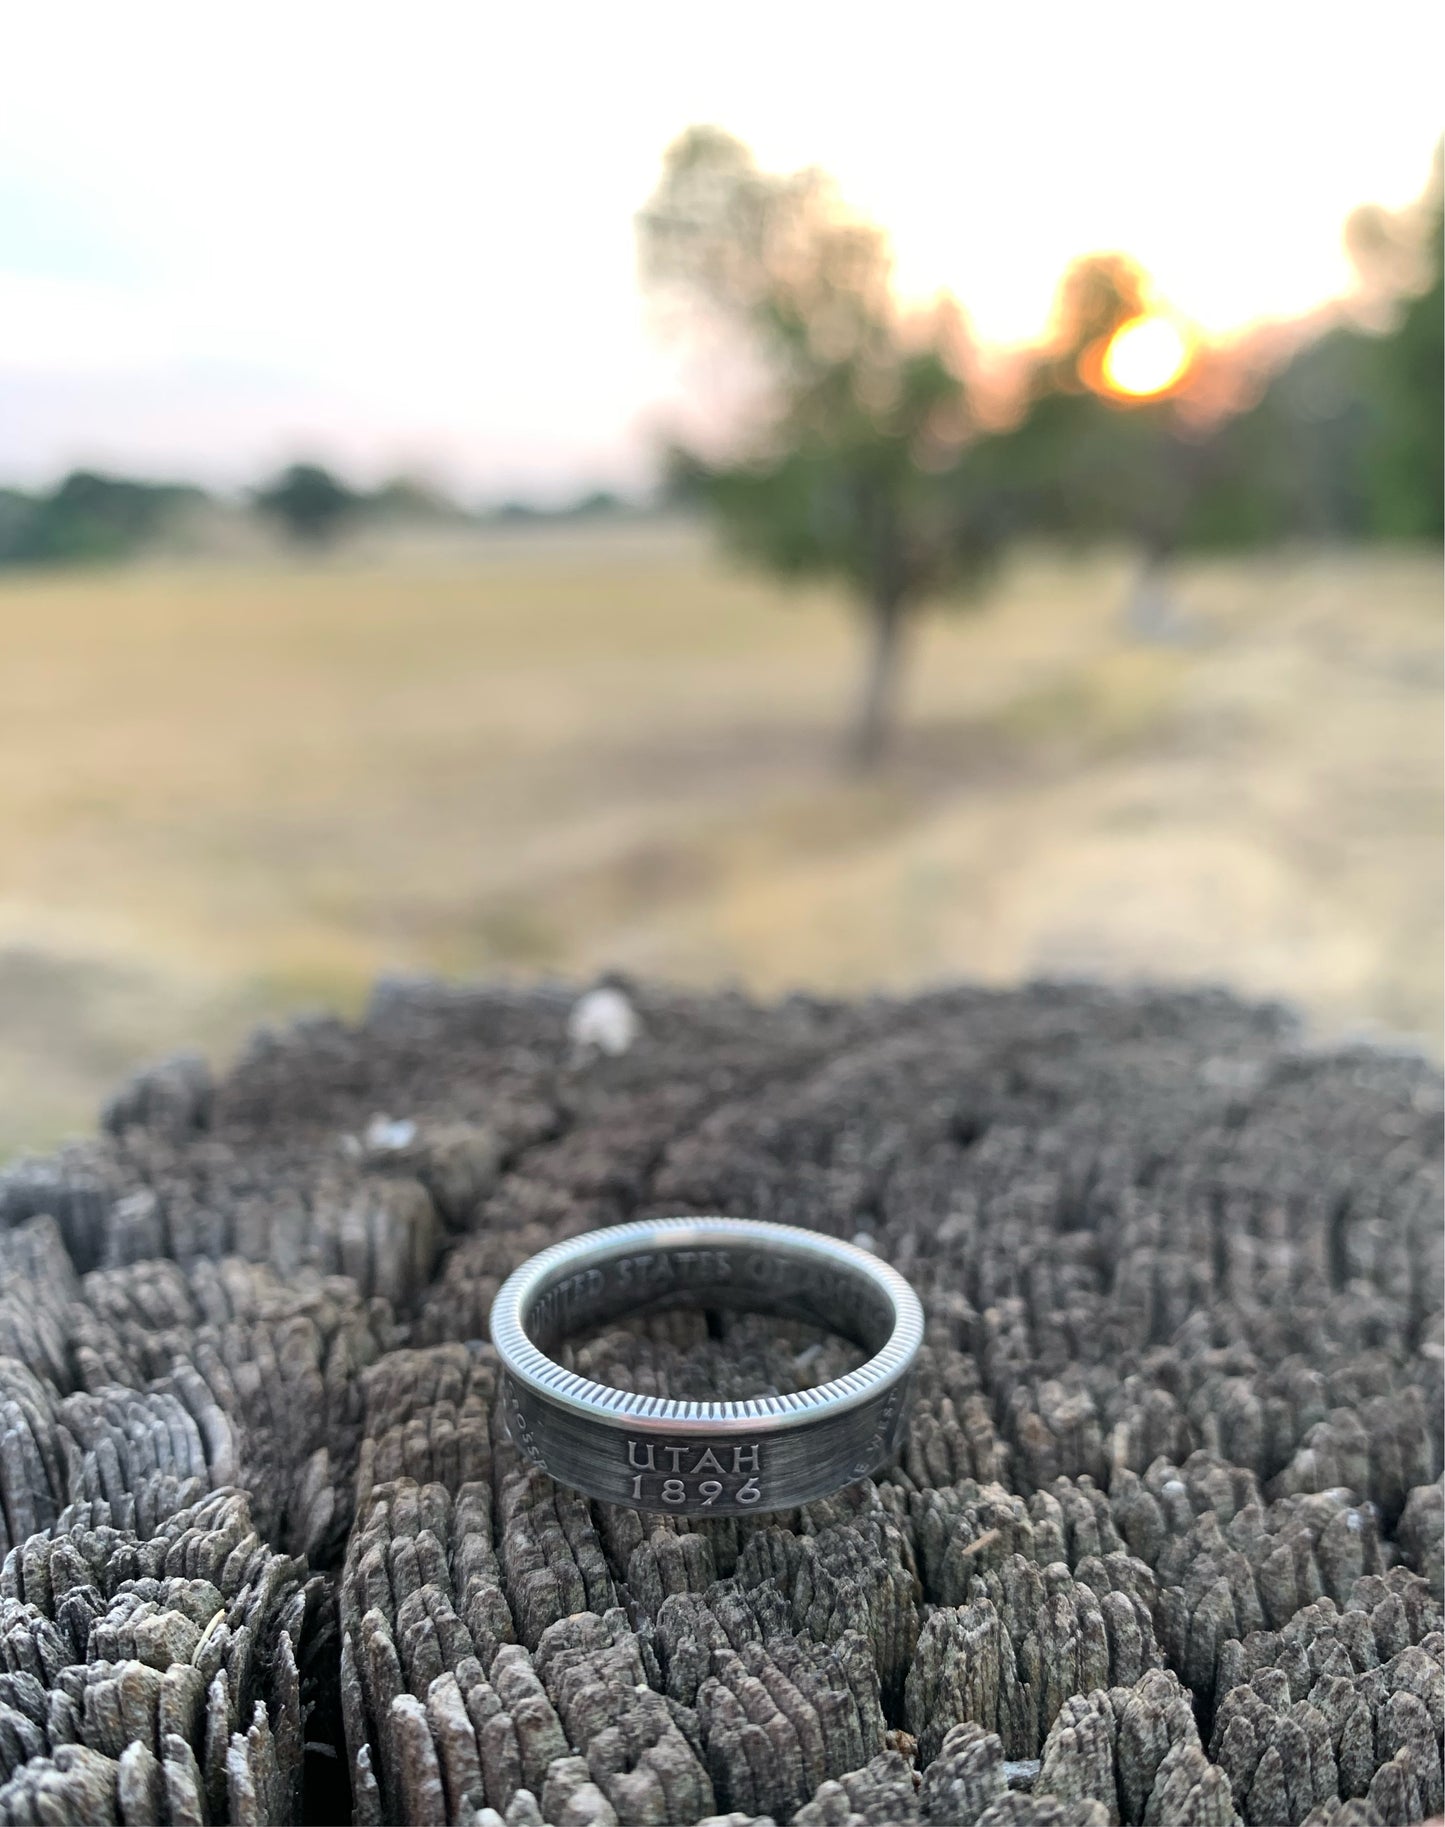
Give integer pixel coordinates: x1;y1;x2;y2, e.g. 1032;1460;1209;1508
489;1215;924;1515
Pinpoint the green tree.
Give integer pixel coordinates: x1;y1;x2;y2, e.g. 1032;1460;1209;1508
1178;149;1442;551
1347;145;1443;540
638;127;1000;766
959;255;1183;550
955;254;1207;636
970;143;1444;570
1177;329;1374;549
254;462;358;546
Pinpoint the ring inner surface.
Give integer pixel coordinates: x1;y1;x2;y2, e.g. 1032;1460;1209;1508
522;1235;895;1362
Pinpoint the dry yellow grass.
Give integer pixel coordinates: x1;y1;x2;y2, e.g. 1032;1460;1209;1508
0;523;1438;1152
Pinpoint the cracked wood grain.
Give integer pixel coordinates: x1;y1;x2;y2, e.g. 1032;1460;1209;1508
0;980;1439;1824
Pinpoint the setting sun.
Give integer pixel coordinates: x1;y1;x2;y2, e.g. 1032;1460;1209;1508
1101;314;1192;397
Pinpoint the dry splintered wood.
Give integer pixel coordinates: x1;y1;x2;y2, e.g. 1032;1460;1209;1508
0;979;1440;1827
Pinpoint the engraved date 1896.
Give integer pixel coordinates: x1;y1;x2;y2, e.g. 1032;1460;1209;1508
626;1438;762;1506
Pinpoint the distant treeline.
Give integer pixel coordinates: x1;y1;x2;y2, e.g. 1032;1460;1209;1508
2;169;1439;578
0;464;645;569
0;473;210;568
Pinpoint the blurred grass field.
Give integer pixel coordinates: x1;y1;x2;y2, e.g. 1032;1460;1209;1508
0;522;1438;1152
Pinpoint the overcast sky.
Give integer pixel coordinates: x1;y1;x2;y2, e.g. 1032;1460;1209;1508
3;1;1440;499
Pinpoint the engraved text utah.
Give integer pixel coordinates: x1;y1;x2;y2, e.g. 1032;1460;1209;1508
625;1436;763;1506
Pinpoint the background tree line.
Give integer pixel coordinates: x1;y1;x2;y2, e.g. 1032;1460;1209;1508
0;466;639;569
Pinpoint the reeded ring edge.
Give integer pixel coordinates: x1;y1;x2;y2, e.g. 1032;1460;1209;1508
488;1215;924;1431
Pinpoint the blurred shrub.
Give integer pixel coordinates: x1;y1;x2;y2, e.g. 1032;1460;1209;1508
253;462;360;546
0;471;209;567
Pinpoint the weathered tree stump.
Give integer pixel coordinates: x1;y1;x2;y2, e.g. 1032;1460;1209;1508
0;979;1440;1826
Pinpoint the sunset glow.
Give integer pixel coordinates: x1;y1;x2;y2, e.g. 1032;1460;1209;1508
1100;315;1193;398
0;4;1439;487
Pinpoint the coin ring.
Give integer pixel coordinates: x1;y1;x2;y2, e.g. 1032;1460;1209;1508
489;1215;924;1516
